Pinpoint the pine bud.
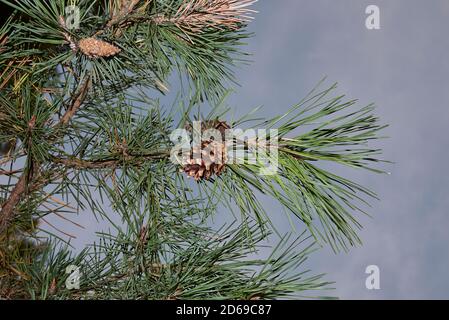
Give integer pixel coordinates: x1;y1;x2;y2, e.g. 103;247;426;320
77;37;121;59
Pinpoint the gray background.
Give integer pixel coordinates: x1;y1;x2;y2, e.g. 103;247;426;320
43;0;449;299
227;0;449;299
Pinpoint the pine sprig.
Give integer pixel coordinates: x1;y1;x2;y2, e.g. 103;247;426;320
14;222;333;300
224;83;387;251
1;0;253;99
0;1;388;300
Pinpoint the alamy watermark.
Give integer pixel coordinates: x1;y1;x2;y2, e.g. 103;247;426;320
365;265;381;290
65;264;81;290
63;5;80;30
365;5;381;30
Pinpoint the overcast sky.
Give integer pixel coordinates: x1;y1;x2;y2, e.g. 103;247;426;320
224;0;449;299
39;0;449;299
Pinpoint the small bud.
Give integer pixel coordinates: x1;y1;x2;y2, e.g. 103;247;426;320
78;37;121;59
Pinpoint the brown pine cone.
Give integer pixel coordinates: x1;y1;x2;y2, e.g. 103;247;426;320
181;120;230;181
77;37;121;59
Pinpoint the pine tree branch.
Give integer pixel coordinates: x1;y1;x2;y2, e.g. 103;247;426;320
0;114;39;233
96;0;256;37
51;151;170;170
0;168;21;176
0;0;385;299
107;0;143;28
0;77;92;234
58;77;92;126
0;160;38;234
152;0;257;32
94;0;150;37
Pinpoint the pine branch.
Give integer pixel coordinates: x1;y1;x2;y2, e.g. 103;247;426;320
0;75;92;234
153;0;257;32
0;168;20;176
0;0;387;300
51;151;170;170
0;110;41;233
0;160;38;234
107;0;146;29
58;77;92;126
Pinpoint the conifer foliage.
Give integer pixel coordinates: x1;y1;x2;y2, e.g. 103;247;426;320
0;0;386;299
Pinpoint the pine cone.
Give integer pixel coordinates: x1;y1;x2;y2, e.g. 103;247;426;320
77;37;121;59
184;120;230;139
181;120;230;181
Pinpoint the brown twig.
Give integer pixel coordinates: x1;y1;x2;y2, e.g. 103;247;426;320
0;161;37;234
59;77;92;126
0;114;40;234
0;77;92;234
51;151;170;170
0;169;21;176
